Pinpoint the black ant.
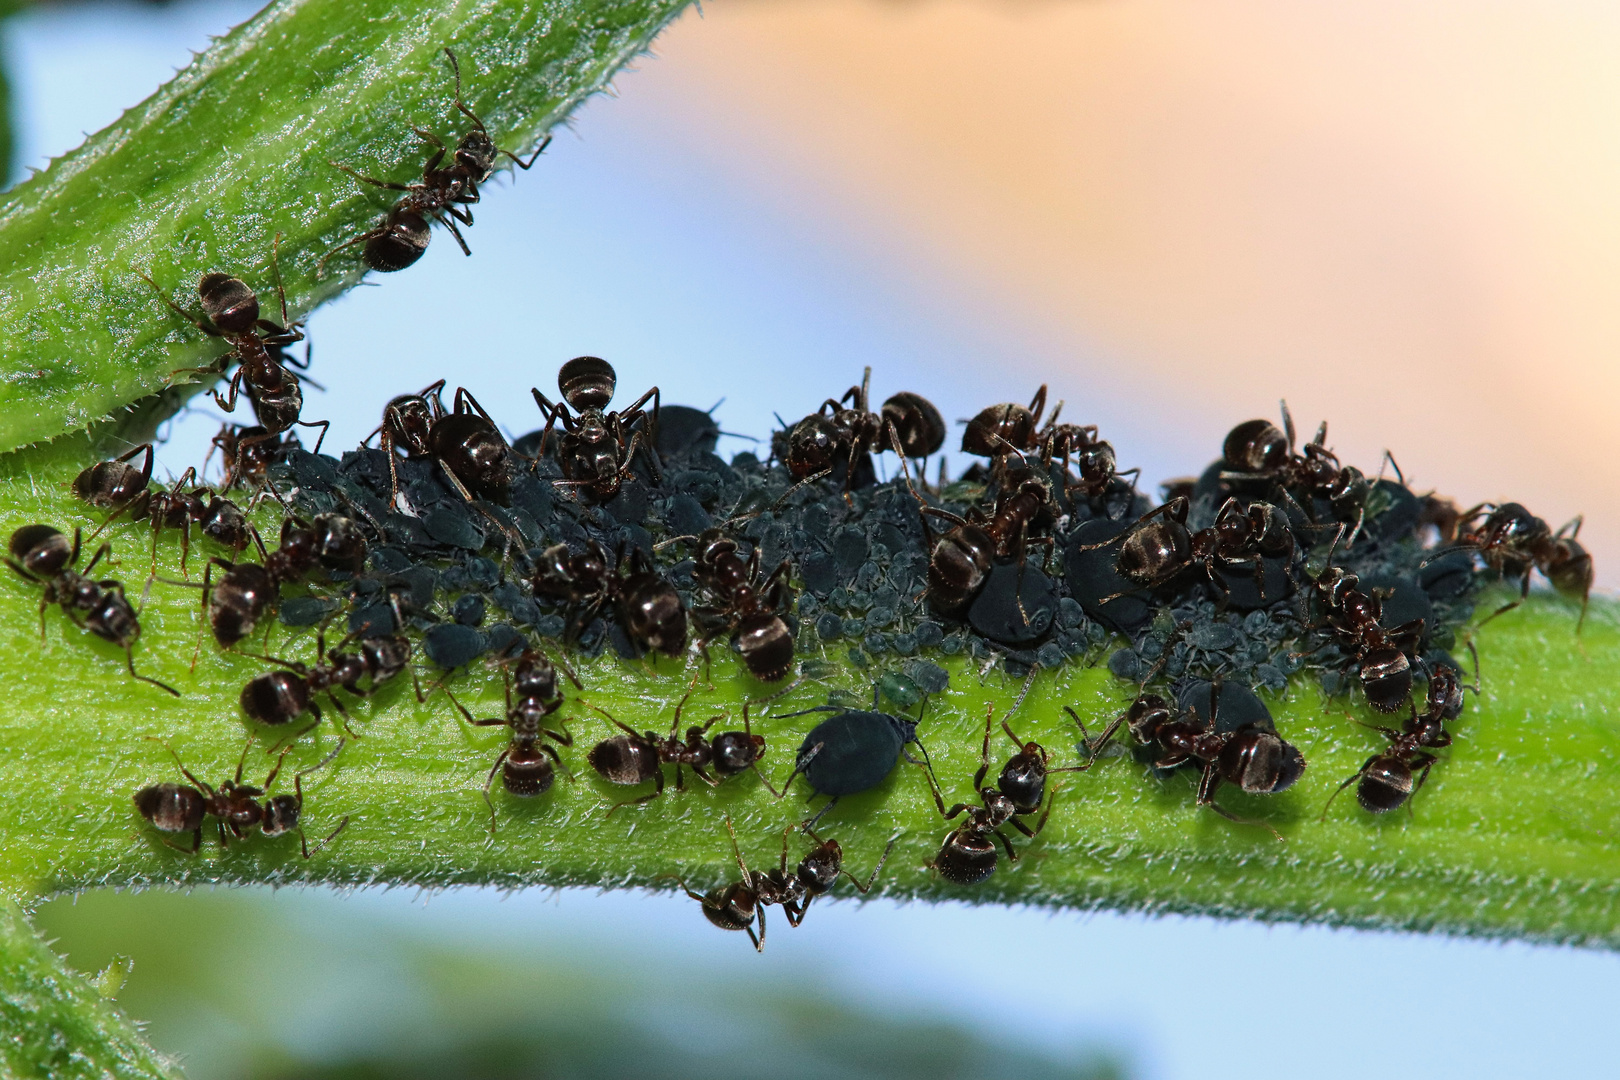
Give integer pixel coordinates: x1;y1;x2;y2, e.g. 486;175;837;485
1322;659;1477;816
784;367;946;494
139;468;253;578
322;48;548;274
241;627;414;737
72;443;154;522
1069;495;1295;606
196;514;363;651
895;437;1055;618
530;541;689;659
365;379;514;507
960;384;1048;462
1079;681;1305;838
6;525;177;696
444;645;580;831
586;695;777;815
1042;423;1139;501
926;704;1070;885
675;816;896;950
687;529;796;682
531;355;662;504
1304;560;1426;714
1220;403;1369;540
1441;503;1592;631
138;236;329;477
134;738;347;856
209;424;299;490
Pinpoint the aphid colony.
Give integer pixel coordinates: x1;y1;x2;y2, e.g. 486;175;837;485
19;45;1589;948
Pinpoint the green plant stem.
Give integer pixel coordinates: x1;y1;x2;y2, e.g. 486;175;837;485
0;439;1615;945
0;0;691;454
0;893;180;1080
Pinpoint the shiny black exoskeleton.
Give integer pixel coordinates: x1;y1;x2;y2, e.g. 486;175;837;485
785;367;946;491
927;705;1070;885
960;384;1048;460
1446;503;1593;632
676;816;895;951
134;740;346;856
532;356;661;504
135;468;253;579
1081;681;1305;836
210;424;299;490
586;696;774;815
1323;661;1476;816
322;48;548;273
139;240;329;473
1306;562;1426;713
906;464;1057;617
444;646;577;831
241;628;412;736
368;379;514;507
6;524;177;696
613;546;688;659
1220;403;1369;537
72;443;153;519
202;515;361;648
688;530;795;682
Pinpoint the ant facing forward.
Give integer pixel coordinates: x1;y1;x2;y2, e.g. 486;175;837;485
322;48;548;274
531;356;662;504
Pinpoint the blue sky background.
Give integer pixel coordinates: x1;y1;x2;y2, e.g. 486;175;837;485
6;3;1618;1077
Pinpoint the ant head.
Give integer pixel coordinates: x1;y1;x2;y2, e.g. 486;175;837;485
198;273;260;334
558;355;616;412
455;129;498;182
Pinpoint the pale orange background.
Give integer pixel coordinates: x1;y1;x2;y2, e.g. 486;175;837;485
623;0;1620;588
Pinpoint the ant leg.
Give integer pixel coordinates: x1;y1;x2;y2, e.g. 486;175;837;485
481;748;512;834
435;211;473;257
605;768;666;817
301;816;350;859
800;795;840;833
772;740;820;802
146;736;212;793
327;160;414;193
125;645;180;697
134;269;220;337
1318;764;1369;822
294;419;330;455
844;833;901;894
315;222;387;275
752;905;767;953
992;828;1020;864
973;703;995;791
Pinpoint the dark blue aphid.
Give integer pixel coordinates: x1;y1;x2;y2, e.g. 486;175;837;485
779;685;932;827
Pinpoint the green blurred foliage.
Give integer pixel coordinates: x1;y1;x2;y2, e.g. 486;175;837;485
36;888;1131;1080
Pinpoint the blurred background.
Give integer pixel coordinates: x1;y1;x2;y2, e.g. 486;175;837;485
6;1;1620;1076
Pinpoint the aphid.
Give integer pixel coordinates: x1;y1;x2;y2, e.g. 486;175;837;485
778;684;933;828
1442;503;1593;631
240;628;413;736
138;237;330;476
1322;661;1476;816
1079;679;1305;837
444;646;577;831
586;696;776;815
784;367;946;491
134;739;347;856
367;379;515;507
675;816;896;951
5;525;177;696
928;705;1069;885
531;356;662;504
688;529;796;682
72;443;153;520
322;48;547;273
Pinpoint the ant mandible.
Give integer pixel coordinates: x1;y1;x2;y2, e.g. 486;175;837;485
322;48;549;273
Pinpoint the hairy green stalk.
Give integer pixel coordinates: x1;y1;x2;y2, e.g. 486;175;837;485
0;431;1611;949
0;0;691;454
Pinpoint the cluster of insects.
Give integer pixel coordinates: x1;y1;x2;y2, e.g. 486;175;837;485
27;45;1589;946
